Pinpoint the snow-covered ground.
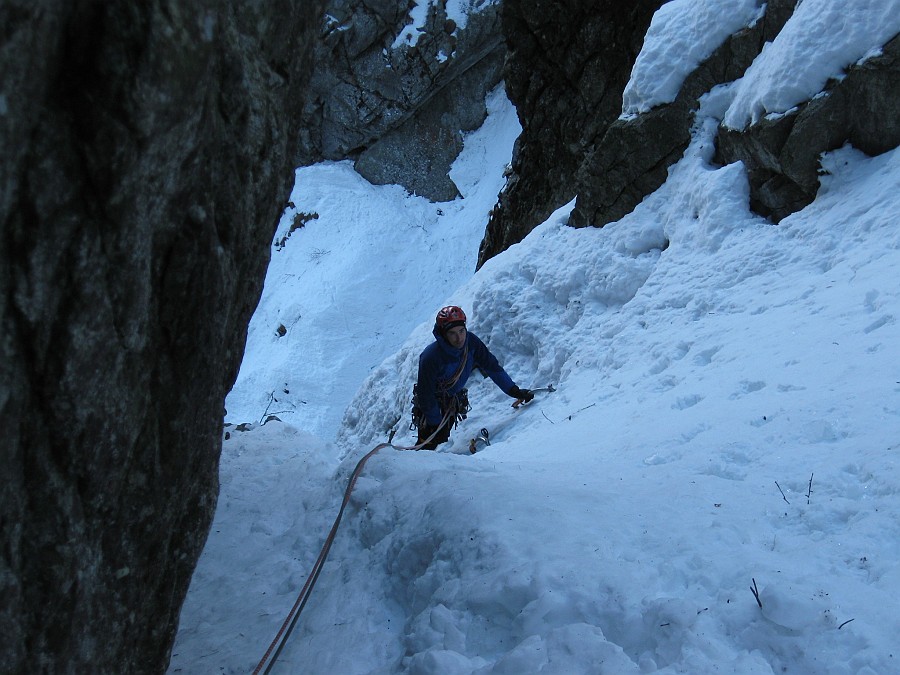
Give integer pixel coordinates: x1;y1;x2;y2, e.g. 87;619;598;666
170;3;900;673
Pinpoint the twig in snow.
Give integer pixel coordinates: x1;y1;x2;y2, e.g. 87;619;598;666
541;410;555;424
261;411;295;426
838;618;855;629
750;578;763;608
308;247;331;263
258;392;276;425
807;473;814;504
775;481;791;504
565;402;596;421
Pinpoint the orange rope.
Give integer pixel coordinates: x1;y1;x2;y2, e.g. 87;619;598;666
252;409;454;674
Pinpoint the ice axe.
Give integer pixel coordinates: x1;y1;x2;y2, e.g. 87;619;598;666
512;383;556;409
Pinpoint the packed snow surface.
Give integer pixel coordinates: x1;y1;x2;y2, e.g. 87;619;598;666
723;0;900;129
171;3;900;674
621;0;763;118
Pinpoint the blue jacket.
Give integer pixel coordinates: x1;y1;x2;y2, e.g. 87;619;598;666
417;326;516;426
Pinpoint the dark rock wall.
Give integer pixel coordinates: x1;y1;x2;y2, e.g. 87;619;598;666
0;1;321;672
354;47;505;201
300;0;505;201
477;0;666;267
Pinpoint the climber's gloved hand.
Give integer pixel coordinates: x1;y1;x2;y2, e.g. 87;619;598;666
509;386;534;403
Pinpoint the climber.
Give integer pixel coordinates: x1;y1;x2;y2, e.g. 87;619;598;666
412;305;533;449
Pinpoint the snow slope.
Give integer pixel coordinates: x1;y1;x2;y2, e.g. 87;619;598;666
170;3;900;673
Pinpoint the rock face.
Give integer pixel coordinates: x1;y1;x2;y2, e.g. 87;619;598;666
569;0;799;229
715;33;900;221
0;1;321;672
300;0;505;201
477;0;667;266
481;0;900;264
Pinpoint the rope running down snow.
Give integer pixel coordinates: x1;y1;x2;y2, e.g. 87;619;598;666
251;408;456;675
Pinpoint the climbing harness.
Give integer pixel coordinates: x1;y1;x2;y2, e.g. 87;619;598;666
251;407;455;675
409;385;470;432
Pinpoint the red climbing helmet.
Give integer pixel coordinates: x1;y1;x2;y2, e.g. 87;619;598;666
435;305;467;332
